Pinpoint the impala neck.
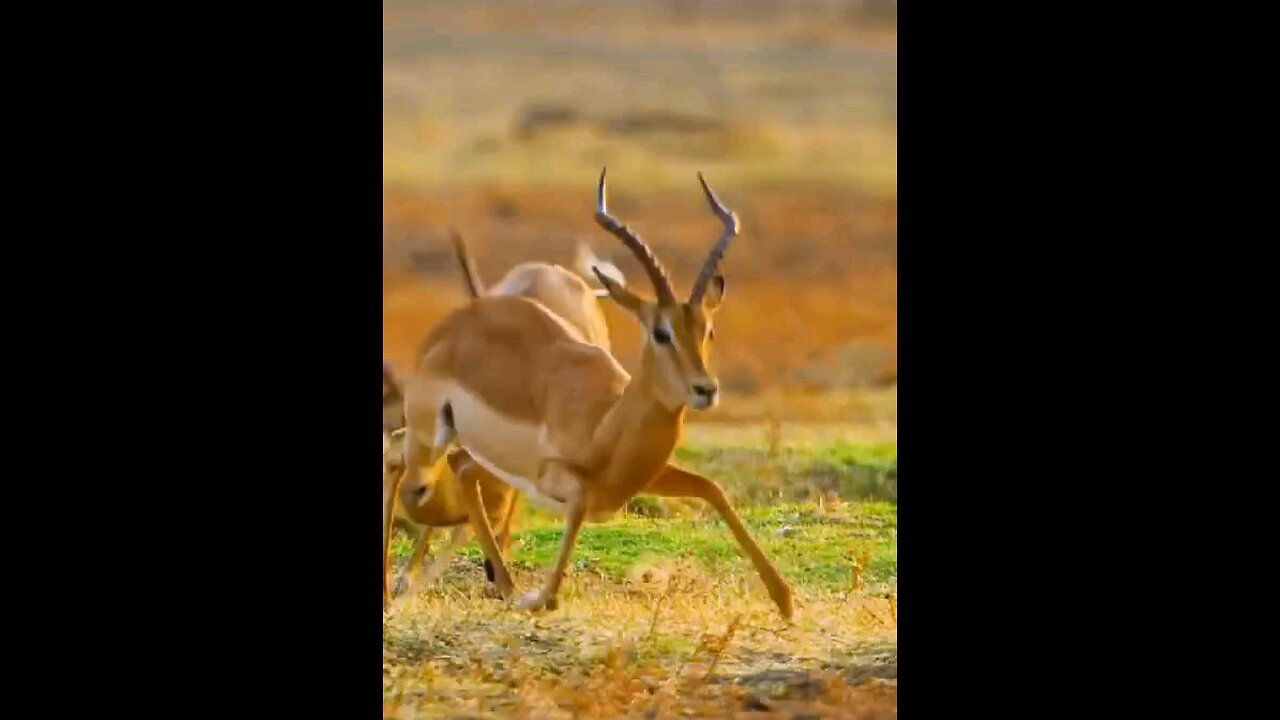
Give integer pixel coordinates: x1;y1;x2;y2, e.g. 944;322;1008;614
594;346;686;484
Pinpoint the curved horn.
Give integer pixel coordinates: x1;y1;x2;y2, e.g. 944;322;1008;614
593;168;676;305
689;172;740;304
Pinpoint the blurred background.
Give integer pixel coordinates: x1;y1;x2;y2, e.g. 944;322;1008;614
383;0;896;436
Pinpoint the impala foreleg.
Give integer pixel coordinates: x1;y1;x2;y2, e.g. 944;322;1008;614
382;465;405;611
390;523;434;598
420;523;472;587
393;522;470;609
384;428;448;611
645;464;795;620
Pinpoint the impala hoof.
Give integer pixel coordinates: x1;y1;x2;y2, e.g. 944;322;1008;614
774;584;795;621
515;590;558;612
391;573;409;597
389;592;416;614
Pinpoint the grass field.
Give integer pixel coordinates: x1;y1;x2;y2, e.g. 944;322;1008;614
384;425;897;718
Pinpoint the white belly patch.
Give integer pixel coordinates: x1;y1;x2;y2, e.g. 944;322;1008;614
464;448;568;514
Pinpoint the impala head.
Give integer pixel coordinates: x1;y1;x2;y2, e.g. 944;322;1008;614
591;168;737;412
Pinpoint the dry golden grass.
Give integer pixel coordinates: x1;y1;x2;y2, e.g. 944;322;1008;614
384;564;896;719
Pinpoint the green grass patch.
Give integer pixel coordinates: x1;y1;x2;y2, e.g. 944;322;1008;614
392;437;898;593
674;437;897;504
396;501;896;593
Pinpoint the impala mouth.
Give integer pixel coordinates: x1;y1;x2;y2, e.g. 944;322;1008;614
688;382;719;410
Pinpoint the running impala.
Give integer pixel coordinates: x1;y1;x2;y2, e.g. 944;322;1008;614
391;169;794;619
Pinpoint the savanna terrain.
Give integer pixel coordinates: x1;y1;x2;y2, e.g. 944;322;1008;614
383;2;897;717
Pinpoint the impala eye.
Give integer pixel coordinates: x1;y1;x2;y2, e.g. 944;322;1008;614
708;328;716;341
653;326;672;344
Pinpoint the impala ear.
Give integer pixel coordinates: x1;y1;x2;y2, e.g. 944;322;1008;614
592;266;647;318
701;275;725;312
577;241;627;289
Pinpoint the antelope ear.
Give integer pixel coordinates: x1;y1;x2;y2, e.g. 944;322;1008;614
701;275;726;312
593;266;647;318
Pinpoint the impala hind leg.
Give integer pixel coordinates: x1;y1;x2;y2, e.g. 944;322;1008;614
515;461;585;613
646;464;795;620
485;484;521;583
450;450;517;600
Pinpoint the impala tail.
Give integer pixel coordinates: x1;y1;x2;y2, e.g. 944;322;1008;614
450;227;486;299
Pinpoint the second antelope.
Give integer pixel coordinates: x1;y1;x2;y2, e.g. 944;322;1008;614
394;169;794;619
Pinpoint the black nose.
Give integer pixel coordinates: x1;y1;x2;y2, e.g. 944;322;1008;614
692;383;718;401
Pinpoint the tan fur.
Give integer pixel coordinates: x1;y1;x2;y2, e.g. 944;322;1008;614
487;263;611;353
394;170;794;619
450;229;611;351
412;296;623;425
